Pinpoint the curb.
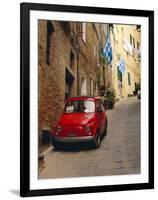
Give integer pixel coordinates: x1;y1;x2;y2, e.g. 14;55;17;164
39;146;53;158
38;146;53;171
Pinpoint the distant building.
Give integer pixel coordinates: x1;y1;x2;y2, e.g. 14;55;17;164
110;24;141;99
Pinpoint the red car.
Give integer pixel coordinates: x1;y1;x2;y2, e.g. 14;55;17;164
51;96;108;149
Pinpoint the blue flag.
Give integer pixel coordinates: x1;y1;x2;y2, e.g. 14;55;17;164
103;34;113;64
118;58;126;75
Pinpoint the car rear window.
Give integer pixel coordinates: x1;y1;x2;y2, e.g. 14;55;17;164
65;100;95;113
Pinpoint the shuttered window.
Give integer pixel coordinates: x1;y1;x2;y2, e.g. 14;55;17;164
128;72;131;86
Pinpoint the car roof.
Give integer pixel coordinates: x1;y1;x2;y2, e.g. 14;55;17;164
66;96;101;101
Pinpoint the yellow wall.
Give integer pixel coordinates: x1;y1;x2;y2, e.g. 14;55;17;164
110;24;141;98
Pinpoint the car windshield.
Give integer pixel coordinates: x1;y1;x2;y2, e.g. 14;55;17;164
65;100;95;113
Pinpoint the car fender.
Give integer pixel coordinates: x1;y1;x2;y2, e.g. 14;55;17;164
88;121;99;136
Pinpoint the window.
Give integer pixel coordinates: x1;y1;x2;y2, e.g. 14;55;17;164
90;78;93;95
46;21;54;65
130;34;133;45
128;72;131;86
65;68;74;100
137;42;140;50
65;100;95;113
117;67;122;82
81;78;87;96
136;25;141;32
82;23;86;43
133;37;135;48
130;34;136;48
70;50;75;70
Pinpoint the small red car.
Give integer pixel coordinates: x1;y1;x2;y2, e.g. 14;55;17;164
51;96;108;149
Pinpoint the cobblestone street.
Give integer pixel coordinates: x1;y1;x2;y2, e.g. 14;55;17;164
39;97;140;179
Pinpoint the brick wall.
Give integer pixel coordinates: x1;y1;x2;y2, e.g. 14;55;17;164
38;20;77;135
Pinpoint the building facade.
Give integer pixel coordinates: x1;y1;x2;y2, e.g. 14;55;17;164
38;20;110;139
110;24;141;99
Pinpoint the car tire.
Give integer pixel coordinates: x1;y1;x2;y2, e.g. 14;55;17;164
92;131;101;149
52;141;61;150
103;118;108;136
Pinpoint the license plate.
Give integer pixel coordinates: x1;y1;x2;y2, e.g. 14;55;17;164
68;133;76;137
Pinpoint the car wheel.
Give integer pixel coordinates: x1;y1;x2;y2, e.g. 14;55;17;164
103;118;108;136
52;141;61;150
92;131;101;149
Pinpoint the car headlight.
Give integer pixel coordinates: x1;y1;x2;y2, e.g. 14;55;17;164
56;125;62;132
84;125;91;133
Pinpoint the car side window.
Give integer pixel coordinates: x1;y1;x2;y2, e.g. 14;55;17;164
96;100;102;112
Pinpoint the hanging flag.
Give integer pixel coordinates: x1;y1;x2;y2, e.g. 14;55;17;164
103;34;113;64
118;58;126;76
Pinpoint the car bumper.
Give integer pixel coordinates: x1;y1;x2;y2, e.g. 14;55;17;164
52;136;95;143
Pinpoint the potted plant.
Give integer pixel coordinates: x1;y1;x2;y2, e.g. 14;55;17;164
104;89;116;109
